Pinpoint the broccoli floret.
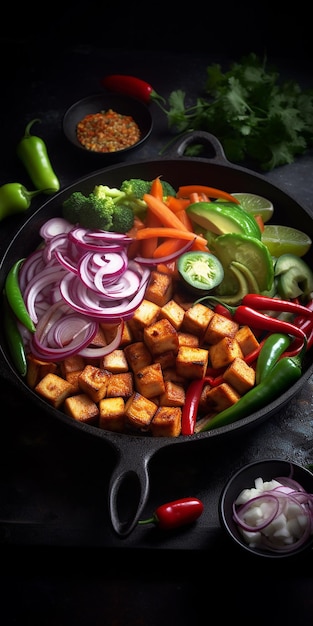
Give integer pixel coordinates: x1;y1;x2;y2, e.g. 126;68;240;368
120;178;151;198
62;191;87;224
111;205;134;233
160;180;176;198
62;187;134;232
93;184;126;202
78;194;115;231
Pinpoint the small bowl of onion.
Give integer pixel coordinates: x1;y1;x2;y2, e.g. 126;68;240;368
62;93;153;160
219;459;313;559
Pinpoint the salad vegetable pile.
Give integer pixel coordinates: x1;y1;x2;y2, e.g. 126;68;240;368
3;176;313;437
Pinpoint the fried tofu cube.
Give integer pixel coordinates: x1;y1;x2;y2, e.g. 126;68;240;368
159;381;185;407
124;392;158;430
182;303;214;336
78;364;111;402
154;350;177;369
127;299;161;340
124;341;152;373
99;397;125;432
162;367;186;384
203;313;240;345
65;370;84;394
35;373;76;408
106;372;133;399
101;321;133;347
149;406;182;437
64;393;99;424
198;382;214;413
177;332;199;347
176;346;209;379
134;362;165;398
100;349;129;373
26;354;58;389
205;382;240;412
143;318;179;356
160;298;185;330
59;354;86;377
144;270;173;307
235;325;260;356
222;357;255;394
87;325;107;347
209;337;243;369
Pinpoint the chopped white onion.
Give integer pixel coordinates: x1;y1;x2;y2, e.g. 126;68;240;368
233;475;313;553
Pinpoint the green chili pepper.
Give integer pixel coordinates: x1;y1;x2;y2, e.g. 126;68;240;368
17;118;60;194
0;182;43;222
255;333;292;384
3;291;27;377
5;258;36;332
198;348;304;432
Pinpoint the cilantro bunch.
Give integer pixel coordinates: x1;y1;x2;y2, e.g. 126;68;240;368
161;53;313;171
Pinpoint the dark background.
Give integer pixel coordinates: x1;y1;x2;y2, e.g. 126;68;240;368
3;4;312;62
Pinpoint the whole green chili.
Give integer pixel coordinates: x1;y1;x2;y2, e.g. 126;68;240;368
3;292;27;377
5;258;36;332
17;118;60;194
0;182;43;222
255;332;292;384
197;348;304;433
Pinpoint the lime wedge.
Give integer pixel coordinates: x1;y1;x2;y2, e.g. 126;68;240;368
261;225;312;257
231;192;274;224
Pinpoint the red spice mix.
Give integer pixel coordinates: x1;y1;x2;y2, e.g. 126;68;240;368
76;109;141;153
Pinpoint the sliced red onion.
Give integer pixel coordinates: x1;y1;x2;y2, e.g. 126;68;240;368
31;302;98;361
79;319;124;358
59;266;149;321
24;266;68;324
68;227;133;251
39;217;74;240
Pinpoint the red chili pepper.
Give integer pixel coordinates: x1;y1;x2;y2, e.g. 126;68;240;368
242;294;313;318
181;378;206;435
214;303;233;319
138;497;204;530
101;74;165;105
233;305;307;342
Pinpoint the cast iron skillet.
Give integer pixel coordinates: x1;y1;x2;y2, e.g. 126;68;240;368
1;132;313;537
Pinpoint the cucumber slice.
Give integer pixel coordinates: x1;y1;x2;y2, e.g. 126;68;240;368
209;232;274;294
187;202;261;240
274;254;313;299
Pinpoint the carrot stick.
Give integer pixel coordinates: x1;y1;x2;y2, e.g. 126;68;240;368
153;238;187;259
165;196;191;213
175;208;194;231
254;214;265;233
150;176;164;200
143;193;191;231
140;209;161;258
136;226;207;248
177;185;240;203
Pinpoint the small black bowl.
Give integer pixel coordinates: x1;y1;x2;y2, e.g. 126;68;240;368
219;459;313;559
62;93;153;160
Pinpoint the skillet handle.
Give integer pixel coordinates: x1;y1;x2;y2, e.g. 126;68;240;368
165;130;228;163
108;442;153;537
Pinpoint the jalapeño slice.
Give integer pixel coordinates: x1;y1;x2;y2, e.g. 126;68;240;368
177;251;224;294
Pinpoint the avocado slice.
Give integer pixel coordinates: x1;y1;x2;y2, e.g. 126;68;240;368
187;201;261;240
208;232;274;294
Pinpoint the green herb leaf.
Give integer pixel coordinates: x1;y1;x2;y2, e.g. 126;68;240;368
160;53;313;170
